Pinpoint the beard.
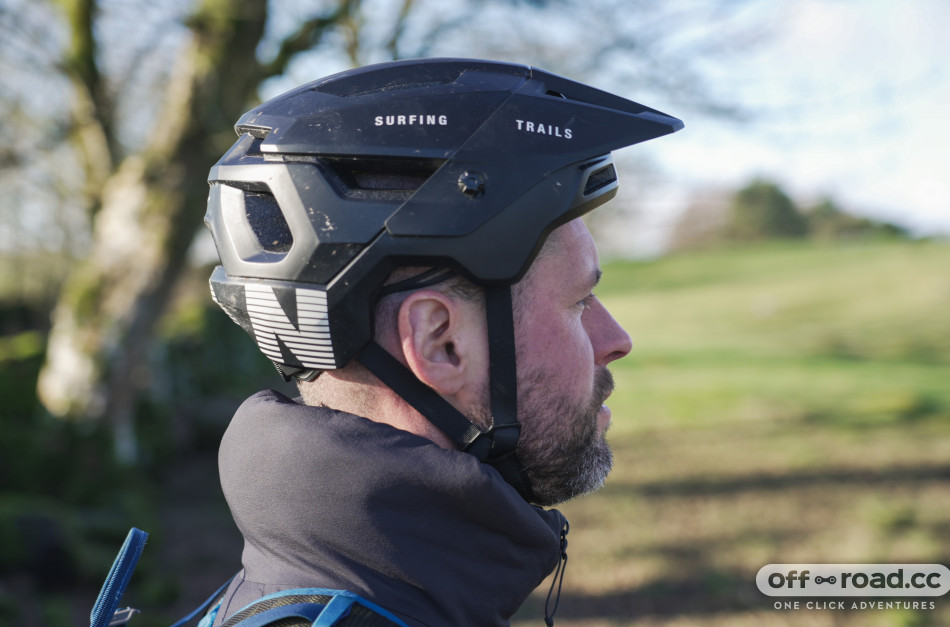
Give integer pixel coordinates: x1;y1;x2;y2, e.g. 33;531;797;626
514;366;615;507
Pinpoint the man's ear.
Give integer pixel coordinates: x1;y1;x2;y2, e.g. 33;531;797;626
397;289;484;397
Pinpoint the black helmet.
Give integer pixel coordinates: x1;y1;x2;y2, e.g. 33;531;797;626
206;58;682;501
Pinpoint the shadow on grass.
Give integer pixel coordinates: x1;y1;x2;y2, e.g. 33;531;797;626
616;528;811;564
521;568;763;622
609;464;950;499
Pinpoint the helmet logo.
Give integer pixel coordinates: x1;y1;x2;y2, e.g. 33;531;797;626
515;119;573;139
245;283;337;369
374;114;448;127
457;171;487;198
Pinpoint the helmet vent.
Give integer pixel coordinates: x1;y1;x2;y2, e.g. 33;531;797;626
316;68;466;98
322;157;443;201
583;163;617;196
324;79;457;98
245;191;293;253
236;124;270;140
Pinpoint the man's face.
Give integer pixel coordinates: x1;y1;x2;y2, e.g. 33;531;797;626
512;218;633;506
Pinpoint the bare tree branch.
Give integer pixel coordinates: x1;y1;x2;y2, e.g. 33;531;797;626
340;0;365;67
258;0;363;79
385;0;415;60
58;0;117;216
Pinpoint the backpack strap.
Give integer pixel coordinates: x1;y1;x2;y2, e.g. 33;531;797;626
91;529;410;627
218;588;410;627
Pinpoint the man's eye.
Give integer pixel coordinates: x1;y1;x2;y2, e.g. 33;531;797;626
578;293;596;311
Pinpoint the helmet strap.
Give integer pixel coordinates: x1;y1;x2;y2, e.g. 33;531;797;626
273;362;320;383
480;285;533;500
356;285;534;502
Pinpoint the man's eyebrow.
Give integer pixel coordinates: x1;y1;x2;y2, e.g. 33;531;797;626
578;268;601;294
592;268;603;288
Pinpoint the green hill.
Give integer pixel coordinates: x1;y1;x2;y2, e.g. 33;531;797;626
604;239;950;430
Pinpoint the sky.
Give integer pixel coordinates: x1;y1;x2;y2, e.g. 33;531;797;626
209;0;950;259
631;0;949;251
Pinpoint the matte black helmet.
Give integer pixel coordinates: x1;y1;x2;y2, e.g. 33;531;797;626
206;58;682;501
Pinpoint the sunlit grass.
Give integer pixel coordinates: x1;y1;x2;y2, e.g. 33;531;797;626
515;240;950;626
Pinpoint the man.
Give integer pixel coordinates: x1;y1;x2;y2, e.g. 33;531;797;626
204;58;681;626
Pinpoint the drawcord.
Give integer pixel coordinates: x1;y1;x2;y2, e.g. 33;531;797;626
544;520;570;626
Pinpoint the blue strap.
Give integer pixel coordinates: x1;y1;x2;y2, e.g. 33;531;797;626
196;604;220;627
227;602;325;627
169;574;237;627
312;596;355;626
90;527;148;627
221;588;410;627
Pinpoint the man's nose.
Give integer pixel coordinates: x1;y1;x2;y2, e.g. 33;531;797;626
586;298;632;365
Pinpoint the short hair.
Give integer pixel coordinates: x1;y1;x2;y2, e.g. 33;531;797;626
372;268;485;345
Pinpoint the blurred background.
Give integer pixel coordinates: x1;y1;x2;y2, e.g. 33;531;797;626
0;0;947;625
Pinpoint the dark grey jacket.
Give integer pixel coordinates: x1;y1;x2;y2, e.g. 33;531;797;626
211;390;567;626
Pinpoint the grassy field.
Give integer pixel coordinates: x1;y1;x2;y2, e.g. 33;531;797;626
3;238;948;626
514;239;950;626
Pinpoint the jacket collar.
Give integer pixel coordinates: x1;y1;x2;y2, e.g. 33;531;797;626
219;389;567;626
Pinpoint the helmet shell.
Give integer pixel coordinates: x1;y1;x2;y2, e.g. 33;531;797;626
206;58;682;371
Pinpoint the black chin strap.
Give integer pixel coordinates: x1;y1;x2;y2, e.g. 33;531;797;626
357;285;534;502
481;285;532;498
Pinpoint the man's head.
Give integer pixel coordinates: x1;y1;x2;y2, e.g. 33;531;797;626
205;58;681;503
299;219;630;505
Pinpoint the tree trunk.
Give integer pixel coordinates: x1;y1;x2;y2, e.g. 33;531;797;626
37;0;269;462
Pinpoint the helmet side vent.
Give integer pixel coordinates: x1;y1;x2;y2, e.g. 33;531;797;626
583;163;617;196
322;157;444;202
244;190;293;253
